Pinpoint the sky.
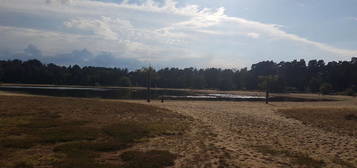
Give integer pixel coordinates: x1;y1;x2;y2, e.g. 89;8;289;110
0;0;357;69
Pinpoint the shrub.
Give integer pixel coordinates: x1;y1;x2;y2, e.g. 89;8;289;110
53;140;127;153
345;88;355;97
345;114;357;121
320;83;332;95
103;122;149;143
33;126;98;143
0;136;39;149
121;150;177;168
13;161;34;168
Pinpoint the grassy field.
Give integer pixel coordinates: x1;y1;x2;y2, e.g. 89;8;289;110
1;90;357;168
0;95;189;168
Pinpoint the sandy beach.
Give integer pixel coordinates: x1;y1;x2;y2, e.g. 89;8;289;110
126;97;357;168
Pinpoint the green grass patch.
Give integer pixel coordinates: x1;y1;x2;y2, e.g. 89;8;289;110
121;150;177;168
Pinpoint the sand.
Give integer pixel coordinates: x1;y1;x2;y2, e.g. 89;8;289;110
126;98;357;168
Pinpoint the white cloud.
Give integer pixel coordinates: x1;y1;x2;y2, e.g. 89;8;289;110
0;0;356;68
46;0;72;5
64;17;135;40
219;16;357;56
350;17;357;21
247;32;260;39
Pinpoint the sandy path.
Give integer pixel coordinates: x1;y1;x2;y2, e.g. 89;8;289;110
127;100;357;168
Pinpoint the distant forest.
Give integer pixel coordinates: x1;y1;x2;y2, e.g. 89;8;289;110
1;58;357;94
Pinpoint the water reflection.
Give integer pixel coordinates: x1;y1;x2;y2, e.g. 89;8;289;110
0;86;332;102
0;86;191;99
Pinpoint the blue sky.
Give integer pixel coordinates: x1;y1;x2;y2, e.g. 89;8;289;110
0;0;356;69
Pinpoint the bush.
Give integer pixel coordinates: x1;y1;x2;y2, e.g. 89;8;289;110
103;122;149;143
320;83;332;95
13;161;33;168
345;114;357;121
121;150;177;168
345;88;355;97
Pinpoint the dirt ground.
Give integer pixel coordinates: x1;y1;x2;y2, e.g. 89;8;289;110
126;96;357;168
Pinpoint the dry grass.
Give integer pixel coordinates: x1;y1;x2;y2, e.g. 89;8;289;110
255;145;325;168
120;150;177;168
279;107;357;137
0;95;189;168
138;100;357;167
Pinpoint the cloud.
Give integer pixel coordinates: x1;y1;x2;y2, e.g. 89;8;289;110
246;32;260;39
24;44;42;57
64;17;129;40
0;44;143;69
348;17;357;21
46;0;72;5
0;0;356;68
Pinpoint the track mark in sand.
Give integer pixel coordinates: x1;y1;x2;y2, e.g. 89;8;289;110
130;101;357;168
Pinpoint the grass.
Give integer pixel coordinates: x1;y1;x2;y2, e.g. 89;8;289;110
0;136;39;149
332;157;356;168
12;161;34;168
103;122;150;143
121;150;177;168
103;121;186;143
290;153;325;168
34;126;99;143
53;151;105;168
255;145;325;168
279;107;357;137
254;145;282;156
345;114;357;121
53;140;128;153
0;95;187;168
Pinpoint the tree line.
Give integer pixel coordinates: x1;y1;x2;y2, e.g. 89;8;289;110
0;58;356;94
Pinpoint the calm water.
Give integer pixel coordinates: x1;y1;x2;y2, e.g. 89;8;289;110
0;86;266;101
0;86;329;102
0;86;192;99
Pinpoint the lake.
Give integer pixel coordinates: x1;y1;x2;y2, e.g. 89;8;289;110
0;85;332;102
0;85;266;101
